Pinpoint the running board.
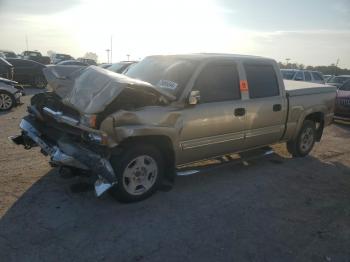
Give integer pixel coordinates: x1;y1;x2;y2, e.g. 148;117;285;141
176;147;275;176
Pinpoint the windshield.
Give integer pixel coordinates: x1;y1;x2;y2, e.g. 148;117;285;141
125;56;198;97
108;63;129;73
328;76;350;84
281;70;296;80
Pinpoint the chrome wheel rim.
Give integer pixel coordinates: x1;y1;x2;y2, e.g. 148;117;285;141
0;93;13;110
300;127;314;152
122;155;158;196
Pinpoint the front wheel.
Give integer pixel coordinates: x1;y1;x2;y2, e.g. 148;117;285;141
109;144;164;202
287;120;316;157
0;91;15;111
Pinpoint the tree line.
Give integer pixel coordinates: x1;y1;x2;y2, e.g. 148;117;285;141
278;62;350;76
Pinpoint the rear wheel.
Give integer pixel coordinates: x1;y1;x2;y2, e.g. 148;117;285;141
109;144;164;202
287;120;316;157
0;91;15;111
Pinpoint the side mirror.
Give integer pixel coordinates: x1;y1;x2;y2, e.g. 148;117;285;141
188;90;200;105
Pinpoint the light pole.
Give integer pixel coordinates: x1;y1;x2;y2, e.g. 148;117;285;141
126;54;130;61
106;49;110;63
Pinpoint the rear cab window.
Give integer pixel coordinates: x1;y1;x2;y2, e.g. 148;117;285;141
193;63;241;103
244;63;280;98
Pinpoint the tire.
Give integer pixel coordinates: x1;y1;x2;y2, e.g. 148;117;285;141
0;90;15;111
109;144;164;203
287;120;316;157
32;75;47;89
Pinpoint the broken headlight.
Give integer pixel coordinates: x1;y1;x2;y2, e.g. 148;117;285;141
80;114;97;128
82;132;108;145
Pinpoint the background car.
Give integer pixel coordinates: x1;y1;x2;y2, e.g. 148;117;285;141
107;61;137;74
57;60;88;66
326;75;350;88
77;58;97;66
0;50;18;59
52;53;74;64
334;79;350;121
21;51;50;64
6;58;47;88
98;63;112;69
323;74;333;82
0;58;14;80
281;69;325;84
0;77;22;111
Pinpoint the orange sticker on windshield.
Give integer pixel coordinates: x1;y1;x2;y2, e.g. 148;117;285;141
240;80;249;92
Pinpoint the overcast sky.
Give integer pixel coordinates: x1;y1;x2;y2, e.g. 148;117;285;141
0;0;349;67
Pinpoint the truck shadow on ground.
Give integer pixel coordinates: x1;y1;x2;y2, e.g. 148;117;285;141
1;152;350;262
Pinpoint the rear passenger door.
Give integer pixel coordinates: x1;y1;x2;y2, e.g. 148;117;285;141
242;62;287;149
178;62;247;164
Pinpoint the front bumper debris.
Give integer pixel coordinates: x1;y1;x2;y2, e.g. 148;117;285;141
9;118;117;196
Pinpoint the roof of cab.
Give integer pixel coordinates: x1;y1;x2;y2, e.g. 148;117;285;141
147;53;275;63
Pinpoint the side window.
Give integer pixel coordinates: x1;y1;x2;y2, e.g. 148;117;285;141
193;63;240;103
304;71;312;81
244;63;280;98
312;72;323;81
295;71;304;81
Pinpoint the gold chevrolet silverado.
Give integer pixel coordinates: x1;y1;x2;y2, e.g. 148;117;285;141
10;54;337;202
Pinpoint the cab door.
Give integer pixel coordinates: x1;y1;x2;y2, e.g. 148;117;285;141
242;62;287;149
177;62;247;165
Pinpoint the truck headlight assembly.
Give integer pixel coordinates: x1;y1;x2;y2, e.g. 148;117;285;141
80;114;97;128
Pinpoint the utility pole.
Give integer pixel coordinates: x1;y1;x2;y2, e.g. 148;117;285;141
106;49;110;63
25;35;29;51
285;58;291;68
126;54;130;61
334;58;340;76
110;35;113;63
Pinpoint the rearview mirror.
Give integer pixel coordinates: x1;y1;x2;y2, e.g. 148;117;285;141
188;90;200;105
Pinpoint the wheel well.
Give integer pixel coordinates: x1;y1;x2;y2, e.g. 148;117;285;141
304;112;324;141
117;135;176;181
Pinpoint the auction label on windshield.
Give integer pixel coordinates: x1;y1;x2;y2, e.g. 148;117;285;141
157;80;178;90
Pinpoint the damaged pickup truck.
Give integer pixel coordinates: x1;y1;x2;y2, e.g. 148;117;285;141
10;54;337;202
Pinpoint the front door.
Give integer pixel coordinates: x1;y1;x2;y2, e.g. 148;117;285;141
177;62;247;165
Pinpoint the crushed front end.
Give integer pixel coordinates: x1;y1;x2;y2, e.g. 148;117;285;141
10;92;117;197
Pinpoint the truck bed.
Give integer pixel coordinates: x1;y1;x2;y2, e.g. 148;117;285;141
284;80;336;96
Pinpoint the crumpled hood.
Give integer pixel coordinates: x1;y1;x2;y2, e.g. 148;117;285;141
43;65;174;114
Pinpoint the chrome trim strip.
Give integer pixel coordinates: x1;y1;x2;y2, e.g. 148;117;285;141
180;132;244;150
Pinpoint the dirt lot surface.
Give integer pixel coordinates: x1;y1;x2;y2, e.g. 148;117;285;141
1;89;350;262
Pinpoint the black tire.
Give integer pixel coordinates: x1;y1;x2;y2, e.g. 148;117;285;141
32;75;47;89
287;120;316;157
109;144;164;203
0;90;15;111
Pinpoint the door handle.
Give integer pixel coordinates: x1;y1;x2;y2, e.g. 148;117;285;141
273;104;282;112
234;108;246;117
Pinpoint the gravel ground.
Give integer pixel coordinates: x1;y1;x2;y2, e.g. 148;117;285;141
0;89;350;262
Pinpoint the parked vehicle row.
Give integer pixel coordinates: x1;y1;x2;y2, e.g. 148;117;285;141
281;69;325;84
10;54;337;202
